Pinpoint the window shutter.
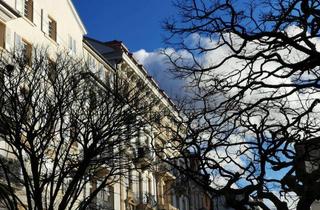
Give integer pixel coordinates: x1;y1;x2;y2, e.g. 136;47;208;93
15;0;24;15
73;39;76;54
51;19;57;41
14;33;22;50
41;10;49;34
5;27;13;51
25;41;32;66
32;2;40;26
68;34;72;51
99;64;105;80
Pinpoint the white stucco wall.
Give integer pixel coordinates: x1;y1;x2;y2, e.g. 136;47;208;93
3;0;85;55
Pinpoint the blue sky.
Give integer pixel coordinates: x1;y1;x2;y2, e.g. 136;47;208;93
73;0;185;98
73;0;176;52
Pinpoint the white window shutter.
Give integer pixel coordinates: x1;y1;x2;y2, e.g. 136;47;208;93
14;32;22;50
15;0;24;16
73;39;76;54
68;36;77;54
99;65;105;80
68;34;72;51
41;9;49;34
5;27;14;51
33;3;41;27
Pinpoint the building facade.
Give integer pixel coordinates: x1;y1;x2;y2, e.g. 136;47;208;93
0;1;213;210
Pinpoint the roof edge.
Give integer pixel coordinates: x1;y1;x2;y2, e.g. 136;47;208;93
83;38;115;71
68;0;87;35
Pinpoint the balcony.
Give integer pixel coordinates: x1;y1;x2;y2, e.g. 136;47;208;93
0;1;21;22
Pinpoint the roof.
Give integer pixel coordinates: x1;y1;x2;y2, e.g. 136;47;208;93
83;38;115;72
84;37;115;54
84;37;179;115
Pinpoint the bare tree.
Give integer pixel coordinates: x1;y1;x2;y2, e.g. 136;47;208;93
0;48;155;210
160;0;320;209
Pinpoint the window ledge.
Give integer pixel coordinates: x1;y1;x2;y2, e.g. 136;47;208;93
21;16;36;27
43;33;58;47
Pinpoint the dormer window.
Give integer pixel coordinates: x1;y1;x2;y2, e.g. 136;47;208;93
48;16;57;42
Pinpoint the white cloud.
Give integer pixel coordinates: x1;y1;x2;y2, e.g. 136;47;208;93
136;27;320;208
133;48;187;100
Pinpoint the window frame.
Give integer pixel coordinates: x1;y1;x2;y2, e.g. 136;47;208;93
21;38;32;66
0;21;5;49
24;0;33;22
48;16;57;42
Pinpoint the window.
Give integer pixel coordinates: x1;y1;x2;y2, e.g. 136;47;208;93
0;21;5;48
183;198;187;210
22;39;32;66
24;0;33;22
70;118;79;145
89;88;97;109
128;168;133;190
40;9;44;31
48;59;57;83
48;16;57;42
148;177;152;194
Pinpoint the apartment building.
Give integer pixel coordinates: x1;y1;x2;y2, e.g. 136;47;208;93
295;139;320;210
0;1;213;210
84;37;183;210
